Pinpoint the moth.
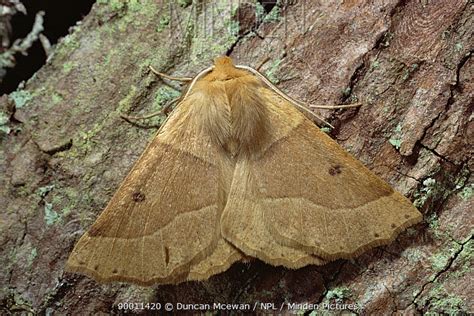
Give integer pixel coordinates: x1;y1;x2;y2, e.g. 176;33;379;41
66;56;422;286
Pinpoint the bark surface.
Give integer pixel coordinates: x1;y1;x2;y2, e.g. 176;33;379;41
1;0;472;314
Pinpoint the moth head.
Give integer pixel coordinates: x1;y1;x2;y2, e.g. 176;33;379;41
181;56;254;101
214;56;235;68
204;56;248;82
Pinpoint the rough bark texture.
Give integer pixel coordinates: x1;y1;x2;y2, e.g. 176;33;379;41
1;0;472;314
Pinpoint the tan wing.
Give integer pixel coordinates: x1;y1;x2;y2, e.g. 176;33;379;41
221;89;422;265
66;95;241;286
187;238;242;281
221;159;326;268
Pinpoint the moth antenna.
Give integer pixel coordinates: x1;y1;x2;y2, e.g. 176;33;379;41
181;66;215;101
316;115;335;129
149;65;193;82
236;65;335;128
121;66;215;123
309;103;362;109
120;97;180;121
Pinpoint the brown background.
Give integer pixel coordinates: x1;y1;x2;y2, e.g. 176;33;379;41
1;0;472;314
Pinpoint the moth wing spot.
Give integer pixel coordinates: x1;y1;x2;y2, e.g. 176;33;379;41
132;191;146;202
404;214;410;219
112;268;118;274
164;246;170;266
391;223;396;228
328;164;342;176
374;233;380;238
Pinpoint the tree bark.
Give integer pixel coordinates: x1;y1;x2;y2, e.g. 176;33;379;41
1;0;472;314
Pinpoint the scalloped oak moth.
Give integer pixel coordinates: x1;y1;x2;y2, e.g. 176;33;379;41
66;56;422;286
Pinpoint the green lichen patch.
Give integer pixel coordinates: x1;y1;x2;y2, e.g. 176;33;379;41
454;167;474;201
389;138;402;150
401;63;419;81
153;86;180;110
370;60;380;70
325;286;352;303
454;42;463;52
118;85;139;112
97;0;158;32
97;0;144;12
177;0;192;8
187;1;240;66
425;213;445;240
59;33;81;52
418;284;467;315
0;110;11;134
320;127;332;134
388;122;403;150
452;166;470;197
7;292;35;314
413;178;438;208
451;239;472;278
342;86;352;98
457;183;473;201
413;166;470;213
402;247;424;262
97;0;125;11
121;85;182;126
27;248;38;266
51;188;78;219
156;12;171;33
265;59;283;84
51;92;64;105
127;0;144;12
37;184;55;198
44;202;61;226
254;1;283;26
9;90;33;109
225;19;240;38
70;123;102;158
429;241;462;273
255;2;266;22
40;186;84;230
428;294;466;315
66;124;103;160
264;4;282;23
62;61;76;74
